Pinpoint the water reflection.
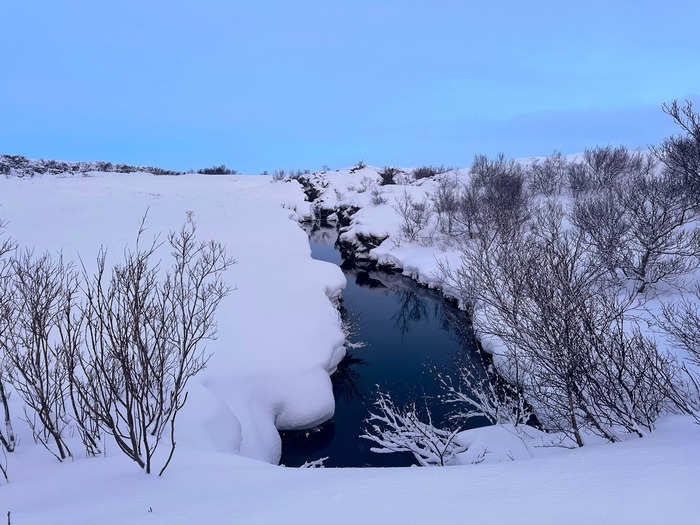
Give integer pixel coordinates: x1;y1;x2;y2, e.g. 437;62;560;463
332;351;366;402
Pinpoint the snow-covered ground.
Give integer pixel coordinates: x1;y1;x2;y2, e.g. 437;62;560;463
2;166;698;524
0;171;346;465
5;416;699;524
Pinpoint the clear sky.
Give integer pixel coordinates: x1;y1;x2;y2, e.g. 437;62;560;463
2;1;699;172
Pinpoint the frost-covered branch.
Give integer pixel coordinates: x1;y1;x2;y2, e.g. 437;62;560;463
439;355;531;428
299;457;328;468
360;389;465;466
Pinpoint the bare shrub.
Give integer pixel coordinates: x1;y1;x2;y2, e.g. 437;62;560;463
445;203;674;445
527;152;568;196
412;165;446;180
4;251;76;460
573;164;699;292
272;169;286;181
658;285;700;362
452;184;480;240
568;146;647;195
466;154;530;241
1;248;101;459
393;190;432;242
378;166;400;186
654;99;700;207
76;217;234;475
581;323;677;437
357;176;374;193
370;188;386;206
567;162;591;197
360;389;464;466
616;170;698;291
431;177;460;235
570;194;629;280
656;285;700;423
0;222;16;454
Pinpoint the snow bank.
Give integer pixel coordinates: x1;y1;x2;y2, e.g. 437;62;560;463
0;172;346;463
3;416;698;524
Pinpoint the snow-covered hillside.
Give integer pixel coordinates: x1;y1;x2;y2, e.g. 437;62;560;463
0;170;346;465
1;164;698;524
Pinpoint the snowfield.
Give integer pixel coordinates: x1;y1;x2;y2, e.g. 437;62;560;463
0;172;347;464
1;167;698;524
4;417;699;524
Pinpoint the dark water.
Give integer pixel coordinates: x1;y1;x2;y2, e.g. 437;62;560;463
280;227;489;467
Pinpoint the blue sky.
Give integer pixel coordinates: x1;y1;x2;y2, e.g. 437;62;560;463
2;1;699;172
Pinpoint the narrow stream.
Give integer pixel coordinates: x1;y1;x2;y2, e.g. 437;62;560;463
280;227;489;467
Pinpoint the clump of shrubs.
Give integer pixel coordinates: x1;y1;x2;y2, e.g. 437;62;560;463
350;160;367;173
412;165;446;180
197;164;236;175
370;188;386;206
0;155;182;177
393;190;432;241
0;216;234;477
527;152;568;196
378;166;400;185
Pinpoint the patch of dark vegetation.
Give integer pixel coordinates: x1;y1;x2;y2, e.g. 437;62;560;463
349;160;366;173
412;165;447;180
378;166;401;185
197;164;236;175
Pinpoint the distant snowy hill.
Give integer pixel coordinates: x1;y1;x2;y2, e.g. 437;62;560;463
0;154;182;177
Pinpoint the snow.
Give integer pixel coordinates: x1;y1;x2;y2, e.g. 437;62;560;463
2;165;699;524
0;171;346;463
3;416;698;524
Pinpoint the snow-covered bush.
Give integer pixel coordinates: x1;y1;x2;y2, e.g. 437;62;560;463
361;390;465;466
0;154;182;177
349;160;366;173
439;355;532;428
